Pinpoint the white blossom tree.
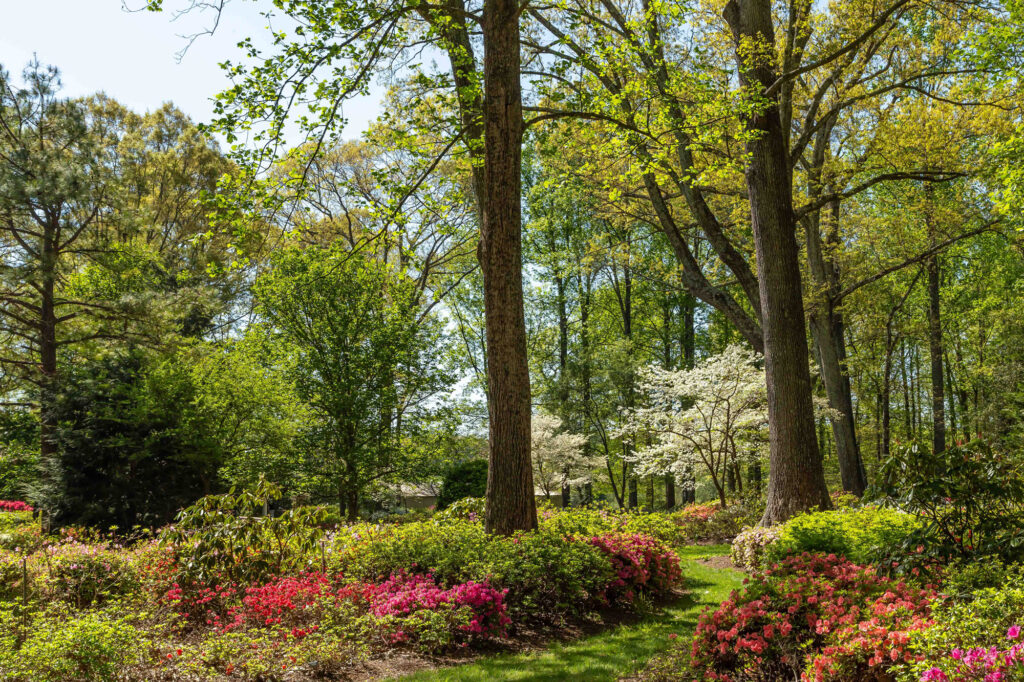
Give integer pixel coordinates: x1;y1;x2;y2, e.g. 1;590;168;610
531;414;594;501
620;345;768;508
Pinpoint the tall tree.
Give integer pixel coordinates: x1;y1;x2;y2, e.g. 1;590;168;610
146;0;539;533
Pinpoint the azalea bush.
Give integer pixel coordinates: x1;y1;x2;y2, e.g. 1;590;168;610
0;500;32;512
684;553;936;682
730;525;782;571
895;582;1024;681
586;533;682;603
673;502;758;543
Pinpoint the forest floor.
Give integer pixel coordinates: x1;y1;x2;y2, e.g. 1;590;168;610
376;545;742;682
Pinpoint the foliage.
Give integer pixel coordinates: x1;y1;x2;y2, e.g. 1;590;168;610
437;461;488;511
255;243;452;518
536;506;683;547
161;481;326;585
0;607;146;682
673;503;758;543
766;507;922;567
434;495;486;522
878;440;1024;568
686;553;936;682
50;350;219;528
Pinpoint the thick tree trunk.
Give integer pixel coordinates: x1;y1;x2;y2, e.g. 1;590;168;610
480;0;536;534
724;0;831;525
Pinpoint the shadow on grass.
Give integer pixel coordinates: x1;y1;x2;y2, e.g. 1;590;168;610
388;548;742;682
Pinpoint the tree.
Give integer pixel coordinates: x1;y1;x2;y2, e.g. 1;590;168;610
530;413;592;502
0;63;119;472
145;0;538;534
254;243;451;520
622;345;768;508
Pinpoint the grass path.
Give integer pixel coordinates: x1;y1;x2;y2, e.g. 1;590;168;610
388;545;742;682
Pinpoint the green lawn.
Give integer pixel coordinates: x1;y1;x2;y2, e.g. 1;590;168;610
388;545;742;682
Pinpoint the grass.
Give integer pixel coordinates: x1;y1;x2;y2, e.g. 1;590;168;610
388;544;742;682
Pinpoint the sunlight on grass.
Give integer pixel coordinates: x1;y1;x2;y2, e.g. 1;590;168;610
388;545;741;682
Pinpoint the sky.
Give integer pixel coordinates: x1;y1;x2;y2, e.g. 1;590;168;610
0;0;383;137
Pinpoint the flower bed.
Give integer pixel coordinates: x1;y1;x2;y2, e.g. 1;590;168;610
647;553;937;682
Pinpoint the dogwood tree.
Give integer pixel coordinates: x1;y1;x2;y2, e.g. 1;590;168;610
531;414;593;502
621;345;768;508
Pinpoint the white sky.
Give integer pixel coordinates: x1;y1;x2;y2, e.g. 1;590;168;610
0;0;382;136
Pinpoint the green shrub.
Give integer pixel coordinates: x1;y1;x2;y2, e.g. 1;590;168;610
764;506;919;566
672;503;758;543
332;517;614;618
161;481;327;585
0;512;44;553
437;460;487;510
894;584;1024;681
434;496;485;522
878;439;1024;568
0;608;145;681
539;507;681;546
43;542;146;607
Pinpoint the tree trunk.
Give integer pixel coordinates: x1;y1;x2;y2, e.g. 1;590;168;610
747;462;762;495
804;201;866;494
724;0;831;525
38;225;59;502
480;0;536;534
664;474;676;509
882;332;895;459
925;189;946;454
346;486;359;523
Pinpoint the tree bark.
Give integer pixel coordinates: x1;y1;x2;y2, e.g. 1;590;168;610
925;188;946;454
480;0;536;534
39;226;59;472
724;0;831;525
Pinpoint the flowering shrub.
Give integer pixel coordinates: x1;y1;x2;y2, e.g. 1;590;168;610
916;627;1024;681
731;525;782;571
896;583;1024;681
333;518;616;618
673;503;757;543
44;541;148;607
0;500;32;512
365;572;509;646
585;533;682;602
688;553;936;682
